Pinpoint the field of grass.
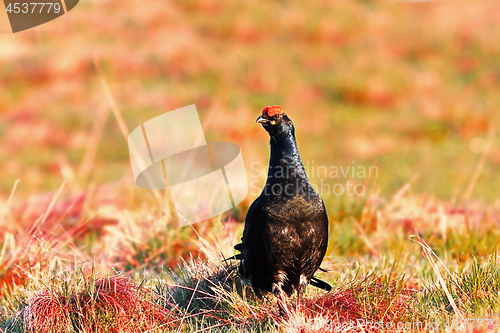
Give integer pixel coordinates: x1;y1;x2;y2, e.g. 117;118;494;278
1;0;500;331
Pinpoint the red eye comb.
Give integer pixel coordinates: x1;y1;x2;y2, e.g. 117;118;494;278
262;106;283;117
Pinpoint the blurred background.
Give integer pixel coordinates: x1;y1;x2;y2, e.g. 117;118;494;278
1;0;499;205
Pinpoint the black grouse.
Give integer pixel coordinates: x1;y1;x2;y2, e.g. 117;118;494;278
234;105;330;304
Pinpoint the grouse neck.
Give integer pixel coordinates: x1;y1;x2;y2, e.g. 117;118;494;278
267;129;308;183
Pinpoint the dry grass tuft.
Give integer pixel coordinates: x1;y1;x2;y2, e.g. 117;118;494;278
23;274;170;333
281;275;417;333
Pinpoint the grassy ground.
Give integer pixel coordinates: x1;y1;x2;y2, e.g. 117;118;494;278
1;0;500;331
1;186;500;332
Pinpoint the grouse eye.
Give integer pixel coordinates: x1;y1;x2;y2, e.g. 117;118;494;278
274;114;280;119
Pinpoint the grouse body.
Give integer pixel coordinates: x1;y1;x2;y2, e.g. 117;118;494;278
235;106;329;299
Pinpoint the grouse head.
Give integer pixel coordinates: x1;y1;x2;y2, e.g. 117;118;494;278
255;106;294;138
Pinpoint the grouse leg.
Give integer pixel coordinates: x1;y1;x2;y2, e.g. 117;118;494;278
296;275;307;310
272;283;290;318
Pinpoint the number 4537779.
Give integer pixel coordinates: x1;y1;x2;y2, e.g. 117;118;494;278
6;3;62;14
445;318;499;330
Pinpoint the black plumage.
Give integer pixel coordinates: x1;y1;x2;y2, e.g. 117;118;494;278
234;106;330;301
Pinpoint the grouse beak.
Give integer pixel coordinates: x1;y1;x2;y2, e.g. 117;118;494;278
256;115;269;124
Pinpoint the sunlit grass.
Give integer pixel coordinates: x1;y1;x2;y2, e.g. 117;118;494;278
0;179;499;331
